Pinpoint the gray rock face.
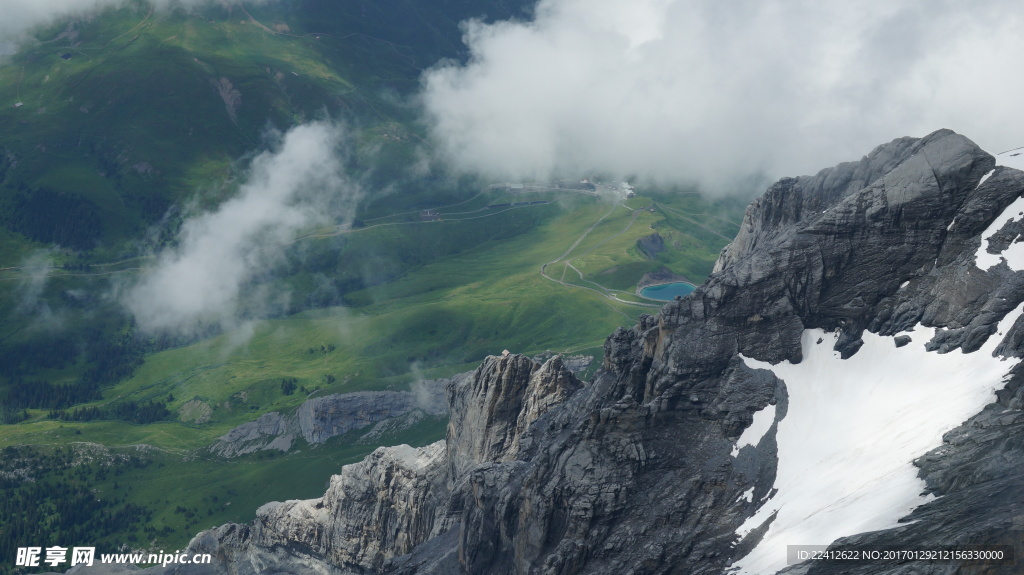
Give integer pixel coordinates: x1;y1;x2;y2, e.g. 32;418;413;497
446;353;583;479
141;129;1024;575
357;410;429;444
209;443;449;574
636;266;693;289
212;412;293;458
297;391;428;444
210;378;452;458
154;355;583;575
530;353;593;376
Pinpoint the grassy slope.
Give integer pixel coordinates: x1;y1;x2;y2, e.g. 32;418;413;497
0;0;499;395
0;0;527;255
1;186;745;552
0;189;746;449
0;0;750;557
0;415;447;555
0;183;745;557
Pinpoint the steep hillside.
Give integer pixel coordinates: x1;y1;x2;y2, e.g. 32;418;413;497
0;3;753;560
0;0;532;250
162;130;1024;575
0;0;535;406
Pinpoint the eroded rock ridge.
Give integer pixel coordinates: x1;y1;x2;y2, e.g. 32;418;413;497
148;130;1024;575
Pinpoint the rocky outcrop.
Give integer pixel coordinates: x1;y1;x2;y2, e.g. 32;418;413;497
162;355;584;575
130;443;449;575
713;133;951;274
141;130;1024;575
192;443;450;575
636;266;692;289
209;378;453;458
212;412;294;458
357;410;430;444
178;399;213;424
635;232;665;259
529;353;593;376
446;353;583;478
298;390;437;445
211;77;241;123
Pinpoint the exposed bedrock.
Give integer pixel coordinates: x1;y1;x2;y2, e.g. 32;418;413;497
210;379;452;458
134;129;1024;575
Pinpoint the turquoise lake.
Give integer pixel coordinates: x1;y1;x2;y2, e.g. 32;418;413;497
639;282;696;301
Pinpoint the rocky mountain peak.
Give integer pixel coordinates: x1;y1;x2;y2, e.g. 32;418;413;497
137;130;1024;575
447;353;583;481
715;129;992;274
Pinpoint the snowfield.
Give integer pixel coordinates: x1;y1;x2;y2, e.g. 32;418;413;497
975;148;1024;271
732;403;776;457
730;303;1024;574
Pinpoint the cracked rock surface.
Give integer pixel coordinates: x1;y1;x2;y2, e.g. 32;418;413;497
120;130;1024;575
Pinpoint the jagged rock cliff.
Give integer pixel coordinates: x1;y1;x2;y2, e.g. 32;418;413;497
142;355;584;575
210;359;591;458
140;129;1024;575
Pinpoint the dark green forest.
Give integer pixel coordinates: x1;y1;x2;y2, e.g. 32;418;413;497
0;447;153;573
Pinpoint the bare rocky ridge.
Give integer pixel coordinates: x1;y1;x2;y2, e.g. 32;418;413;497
209;379;453;458
137;355;585;575
209;357;592;459
130;129;1024;575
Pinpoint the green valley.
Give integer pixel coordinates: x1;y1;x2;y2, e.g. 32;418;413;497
0;0;748;561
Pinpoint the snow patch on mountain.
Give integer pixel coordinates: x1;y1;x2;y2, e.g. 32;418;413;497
976;169;995;189
732;403;776;457
974;148;1024;271
732;303;1024;574
975;196;1024;271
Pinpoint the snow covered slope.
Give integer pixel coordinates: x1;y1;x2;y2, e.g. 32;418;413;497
142;130;1024;575
975;148;1024;271
725;138;1024;574
733;305;1023;573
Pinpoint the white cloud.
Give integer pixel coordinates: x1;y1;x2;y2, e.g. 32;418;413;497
422;0;1024;194
14;250;65;332
123;121;358;335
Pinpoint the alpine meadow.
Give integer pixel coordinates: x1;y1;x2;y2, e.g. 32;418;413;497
4;2;1024;575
